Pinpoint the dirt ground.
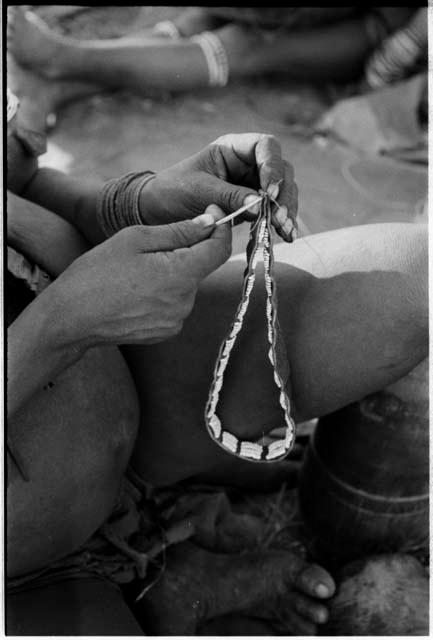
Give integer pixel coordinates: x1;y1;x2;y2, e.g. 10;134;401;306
35;5;427;254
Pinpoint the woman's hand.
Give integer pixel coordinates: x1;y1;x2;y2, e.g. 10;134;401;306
48;207;231;349
139;133;298;240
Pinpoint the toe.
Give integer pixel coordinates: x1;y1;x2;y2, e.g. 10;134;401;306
295;563;336;599
286;611;317;635
293;593;329;625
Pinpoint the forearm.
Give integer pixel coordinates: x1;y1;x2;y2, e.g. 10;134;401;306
8;287;84;418
8;191;89;277
23;167;106;245
23;167;160;245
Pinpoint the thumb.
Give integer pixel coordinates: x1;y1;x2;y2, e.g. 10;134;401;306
174;207;232;280
133;207;224;253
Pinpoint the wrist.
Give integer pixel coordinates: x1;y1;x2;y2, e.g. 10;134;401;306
39;279;91;356
137;173;163;225
97;171;156;237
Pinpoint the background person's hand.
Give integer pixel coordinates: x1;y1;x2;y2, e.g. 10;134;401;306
49;206;231;349
139;133;298;241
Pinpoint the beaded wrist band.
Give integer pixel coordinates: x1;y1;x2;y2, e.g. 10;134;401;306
191;31;229;87
204;192;296;462
96;171;156;238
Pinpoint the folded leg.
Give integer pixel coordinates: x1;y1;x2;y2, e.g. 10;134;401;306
7;576;142;635
126;223;427;485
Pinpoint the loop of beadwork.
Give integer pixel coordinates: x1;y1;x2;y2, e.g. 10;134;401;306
204;193;296;462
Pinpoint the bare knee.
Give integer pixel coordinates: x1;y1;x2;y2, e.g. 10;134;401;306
396;224;428;358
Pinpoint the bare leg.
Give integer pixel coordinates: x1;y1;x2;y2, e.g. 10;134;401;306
6;194;303;495
125;223;427;485
7;576;142;634
8;8;208;91
8;202;426;487
134;541;335;635
7;199;335;635
9;6;396;94
7;193;427;488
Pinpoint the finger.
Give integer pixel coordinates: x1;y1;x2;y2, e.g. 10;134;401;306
127;208;223;253
211;133;285;197
274;161;298;220
175;206;232;280
271;162;298;242
254;134;285;195
192;173;261;220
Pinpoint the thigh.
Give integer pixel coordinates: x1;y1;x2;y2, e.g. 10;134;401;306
126;223;427;484
7;576;143;635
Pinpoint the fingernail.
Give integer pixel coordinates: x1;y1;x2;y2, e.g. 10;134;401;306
267;182;280;200
317;609;328;624
280;218;294;235
274;205;289;227
192;212;216;228
315;583;330;598
291;227;298;240
243;194;260;215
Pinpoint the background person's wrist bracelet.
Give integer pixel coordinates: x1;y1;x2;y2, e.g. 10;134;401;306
191;31;229;87
204;192;296;462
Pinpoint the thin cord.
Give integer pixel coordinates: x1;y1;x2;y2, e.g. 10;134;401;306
269;193;328;271
298;235;328;271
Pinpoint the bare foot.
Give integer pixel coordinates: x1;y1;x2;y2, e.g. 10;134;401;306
134;542;335;635
7;7;72;79
8;54;60;130
7;54;101;132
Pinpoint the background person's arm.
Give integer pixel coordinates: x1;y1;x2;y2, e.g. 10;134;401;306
7;100;107;246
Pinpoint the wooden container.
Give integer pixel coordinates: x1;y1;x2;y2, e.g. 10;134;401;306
298;360;429;567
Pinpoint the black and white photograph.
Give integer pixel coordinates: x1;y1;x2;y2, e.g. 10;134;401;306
5;4;429;635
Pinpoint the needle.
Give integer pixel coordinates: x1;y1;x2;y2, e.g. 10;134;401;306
214;195;265;227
